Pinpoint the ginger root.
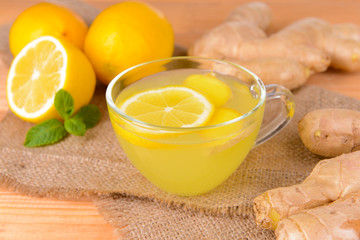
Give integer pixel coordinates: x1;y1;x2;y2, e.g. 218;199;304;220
276;192;360;240
253;151;360;230
189;2;360;89
298;108;360;157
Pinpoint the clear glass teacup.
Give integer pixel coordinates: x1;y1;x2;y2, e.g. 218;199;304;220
106;57;295;196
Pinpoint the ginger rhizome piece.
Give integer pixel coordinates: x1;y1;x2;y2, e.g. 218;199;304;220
299;108;360;157
189;2;360;89
276;192;360;240
253;151;360;230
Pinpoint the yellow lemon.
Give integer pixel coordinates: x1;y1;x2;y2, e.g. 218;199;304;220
118;86;214;127
109;109;174;149
206;107;242;126
202;107;242;139
202;107;244;154
184;72;232;107
84;1;174;85
111;86;214;148
7;36;96;123
9;2;88;56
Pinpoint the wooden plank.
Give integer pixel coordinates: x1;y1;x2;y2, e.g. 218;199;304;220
0;188;116;240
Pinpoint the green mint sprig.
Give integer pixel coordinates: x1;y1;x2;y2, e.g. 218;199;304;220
24;89;101;147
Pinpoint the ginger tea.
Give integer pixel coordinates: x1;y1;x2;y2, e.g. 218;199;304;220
108;68;264;196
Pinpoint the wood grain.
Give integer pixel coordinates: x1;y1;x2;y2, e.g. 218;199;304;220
0;187;116;240
1;0;360;239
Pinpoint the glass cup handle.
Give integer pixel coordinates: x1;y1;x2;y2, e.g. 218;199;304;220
254;84;295;147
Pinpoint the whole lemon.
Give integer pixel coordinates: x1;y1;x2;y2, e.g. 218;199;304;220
84;1;174;85
9;2;88;56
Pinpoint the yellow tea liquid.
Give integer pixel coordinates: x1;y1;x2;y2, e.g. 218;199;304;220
109;69;264;195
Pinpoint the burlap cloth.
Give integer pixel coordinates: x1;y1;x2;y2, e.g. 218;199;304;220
1;1;360;239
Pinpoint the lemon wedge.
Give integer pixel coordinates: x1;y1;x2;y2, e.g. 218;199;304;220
184;72;232;107
118;86;214;128
6;36;96;123
202;107;242;139
202;107;245;154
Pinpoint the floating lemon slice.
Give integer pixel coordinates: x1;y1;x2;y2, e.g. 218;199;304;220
202;107;243;139
6;36;96;123
202;107;246;154
118;86;214;128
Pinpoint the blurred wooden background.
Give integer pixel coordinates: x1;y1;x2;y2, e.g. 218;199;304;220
1;0;360;239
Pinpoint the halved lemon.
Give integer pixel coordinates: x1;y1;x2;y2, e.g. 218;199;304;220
7;36;96;123
118;86;214;128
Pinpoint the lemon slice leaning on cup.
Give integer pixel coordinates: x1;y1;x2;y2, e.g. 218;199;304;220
7;36;96;123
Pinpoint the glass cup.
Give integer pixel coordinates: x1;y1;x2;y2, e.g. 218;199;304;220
106;57;295;196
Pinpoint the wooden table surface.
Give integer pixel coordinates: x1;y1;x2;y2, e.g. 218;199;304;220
1;0;360;239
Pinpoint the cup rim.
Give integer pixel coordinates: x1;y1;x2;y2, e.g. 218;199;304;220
105;56;266;131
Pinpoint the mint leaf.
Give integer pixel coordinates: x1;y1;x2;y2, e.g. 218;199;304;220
24;90;101;147
64;118;86;136
24;119;67;147
54;89;74;119
72;104;101;129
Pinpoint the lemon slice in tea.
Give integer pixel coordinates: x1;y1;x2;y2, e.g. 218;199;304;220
118;86;214;127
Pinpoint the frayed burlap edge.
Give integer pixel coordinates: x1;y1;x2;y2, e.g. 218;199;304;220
94;194;277;240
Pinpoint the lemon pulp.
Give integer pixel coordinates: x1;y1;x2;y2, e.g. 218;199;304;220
118;86;214;128
7;36;96;123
